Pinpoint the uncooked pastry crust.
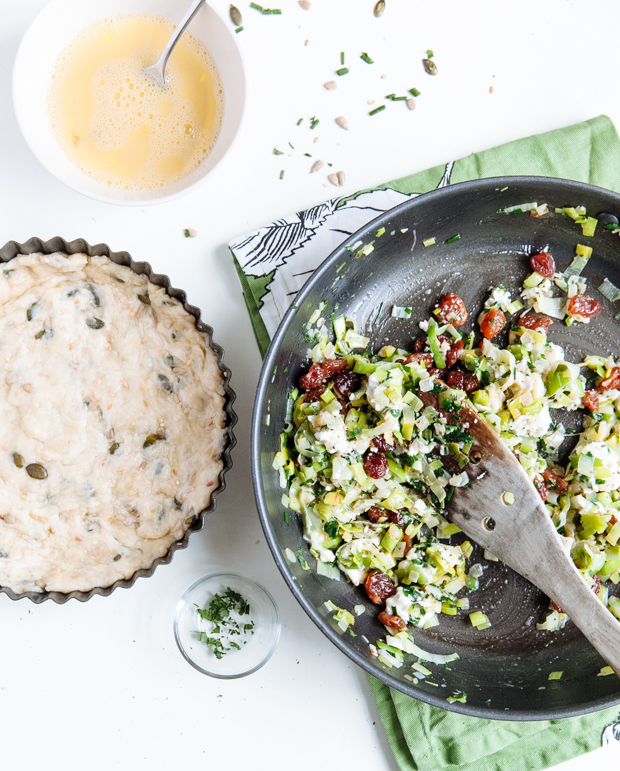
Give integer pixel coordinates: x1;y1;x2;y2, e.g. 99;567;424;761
0;252;225;593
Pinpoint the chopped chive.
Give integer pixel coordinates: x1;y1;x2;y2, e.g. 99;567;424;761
297;118;303;126
336;67;349;76
288;142;294;149
340;51;345;65
310;117;319;129
360;52;374;64
445;234;461;244
273;148;284;155
279;170;285;179
284;511;289;523
426;49;434;58
409;87;421;97
270;8;282;13
385;93;396;100
235;26;244;32
250;2;262;9
184;229;190;238
336;262;346;273
369;105;386;115
392;96;407;101
615;310;620;320
304;152;312;157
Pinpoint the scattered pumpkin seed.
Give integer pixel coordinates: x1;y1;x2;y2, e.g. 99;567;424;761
230;4;242;25
328;173;339;186
157;374;173;393
311;160;324;173
185;515;196;526
26;463;47;480
113;554;122;562
138;294;151;305
174;498;183;510
336;116;349;130
12;452;24;468
324;81;337;90
34;329;46;340
27;302;38;321
423;58;438;75
337;170;346;186
143;433;166;449
109;442;120;455
374;0;385;16
407;98;416;110
164;354;176;367
86;317;105;329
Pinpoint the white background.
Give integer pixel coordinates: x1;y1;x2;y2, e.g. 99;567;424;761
1;1;620;769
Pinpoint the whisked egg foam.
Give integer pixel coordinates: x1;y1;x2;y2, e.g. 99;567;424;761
48;15;223;190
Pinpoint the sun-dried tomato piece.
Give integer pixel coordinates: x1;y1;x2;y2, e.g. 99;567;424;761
464;374;481;394
480;308;506;339
582;389;600;411
387;510;406;528
445;370;466;390
365;570;397;604
372;435;395;454
333;369;362;398
551;600;564;614
403;352;434;368
567;294;603;319
304;385;326;403
367;505;387;523
446;339;464;367
599;367;620;392
378;611;406;631
364;451;389;479
533;477;548;502
428;367;445;379
434;293;469;327
542;468;569;494
517;314;553;333
530;251;556;278
299;358;347;390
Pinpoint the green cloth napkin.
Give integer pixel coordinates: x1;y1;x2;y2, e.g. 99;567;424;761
229;115;620;771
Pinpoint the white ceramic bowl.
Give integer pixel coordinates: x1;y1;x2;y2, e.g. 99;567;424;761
13;0;245;206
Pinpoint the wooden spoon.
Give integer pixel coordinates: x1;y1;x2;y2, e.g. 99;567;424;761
419;389;620;676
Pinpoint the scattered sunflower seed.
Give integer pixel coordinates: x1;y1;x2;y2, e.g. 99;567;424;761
381;73;388;79
184;228;197;238
336;116;349;130
328;173;339;187
423;58;438;75
407;98;416;110
230;4;242;25
337;170;346;186
374;0;385;17
299;0;311;8
311;160;324;173
324;81;337;90
26;463;47;480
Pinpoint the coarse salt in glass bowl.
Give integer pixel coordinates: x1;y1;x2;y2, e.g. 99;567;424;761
174;572;280;678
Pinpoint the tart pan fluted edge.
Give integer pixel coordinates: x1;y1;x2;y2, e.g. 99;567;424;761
0;236;237;604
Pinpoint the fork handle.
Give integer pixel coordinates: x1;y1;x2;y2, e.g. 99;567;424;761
150;0;208;83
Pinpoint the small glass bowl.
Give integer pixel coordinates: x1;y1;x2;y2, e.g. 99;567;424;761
174;572;280;678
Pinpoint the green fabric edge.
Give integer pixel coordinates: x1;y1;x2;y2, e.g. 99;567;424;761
368;675;620;771
231;249;272;357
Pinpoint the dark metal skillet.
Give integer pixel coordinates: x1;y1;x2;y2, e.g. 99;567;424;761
252;176;620;720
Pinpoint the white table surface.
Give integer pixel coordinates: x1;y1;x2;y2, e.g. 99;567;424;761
2;2;620;769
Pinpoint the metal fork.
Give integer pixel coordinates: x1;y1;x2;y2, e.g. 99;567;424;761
144;0;208;87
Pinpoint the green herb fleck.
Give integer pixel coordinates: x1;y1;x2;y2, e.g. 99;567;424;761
310;117;320;129
426;49;434;58
273;148;284;155
279;170;285;179
336;67;349;76
297;118;303;126
340;52;345;65
184;229;190;238
360;52;374;64
194;587;255;659
409;87;421;97
445;234;461;244
369;105;386;115
284;511;289;523
235;26;244;32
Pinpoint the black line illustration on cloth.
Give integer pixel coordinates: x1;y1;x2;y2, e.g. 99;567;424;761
230;162;455;338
